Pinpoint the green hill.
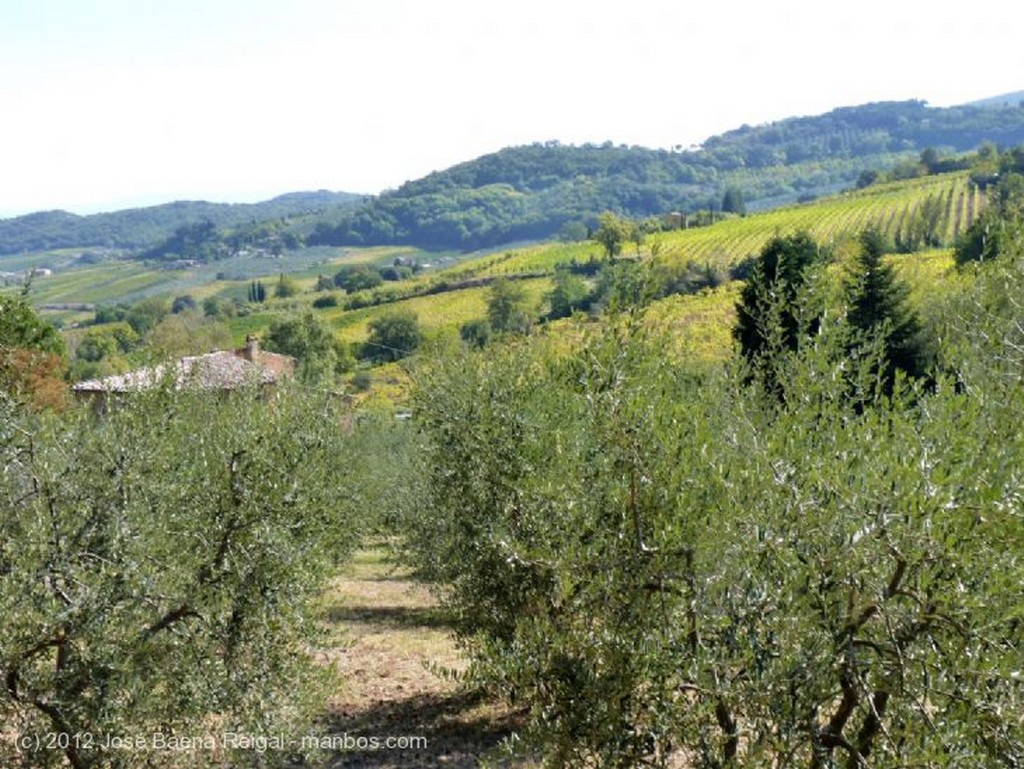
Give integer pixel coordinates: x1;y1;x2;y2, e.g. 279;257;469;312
257;169;975;365
967;90;1024;108
307;99;1024;251
0;191;361;256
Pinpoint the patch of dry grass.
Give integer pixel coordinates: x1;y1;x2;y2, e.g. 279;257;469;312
314;546;526;768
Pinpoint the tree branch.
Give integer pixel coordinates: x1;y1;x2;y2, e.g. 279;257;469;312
142;604;201;640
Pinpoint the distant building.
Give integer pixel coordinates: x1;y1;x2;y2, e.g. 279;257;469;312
31;267;52;277
72;335;294;405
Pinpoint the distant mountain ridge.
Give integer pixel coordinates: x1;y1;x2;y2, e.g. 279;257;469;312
4;94;1024;256
0;191;361;256
966;90;1024;108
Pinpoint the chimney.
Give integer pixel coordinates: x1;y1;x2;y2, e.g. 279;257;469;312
244;334;259;363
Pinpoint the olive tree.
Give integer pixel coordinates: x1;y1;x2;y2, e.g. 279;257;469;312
0;384;359;768
402;288;1024;766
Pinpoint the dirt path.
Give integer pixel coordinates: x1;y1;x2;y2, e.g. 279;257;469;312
316;547;523;767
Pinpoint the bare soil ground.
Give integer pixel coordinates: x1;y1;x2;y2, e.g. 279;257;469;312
315;547;526;768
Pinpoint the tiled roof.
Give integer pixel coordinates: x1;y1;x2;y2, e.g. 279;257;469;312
72;351;284;394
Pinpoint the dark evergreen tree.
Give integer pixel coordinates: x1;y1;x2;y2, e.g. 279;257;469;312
844;228;928;392
733;232;822;395
721;186;746;215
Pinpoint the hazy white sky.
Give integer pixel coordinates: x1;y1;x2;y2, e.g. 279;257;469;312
1;0;1021;217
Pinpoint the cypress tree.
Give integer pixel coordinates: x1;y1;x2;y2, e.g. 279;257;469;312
733;232;822;396
844;228;928;392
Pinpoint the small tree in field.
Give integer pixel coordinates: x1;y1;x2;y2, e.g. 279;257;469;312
365;310;422;362
274;272;299;298
265;312;348;385
593;212;631;258
487;278;532;334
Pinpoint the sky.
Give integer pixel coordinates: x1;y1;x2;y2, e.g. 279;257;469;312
1;0;1022;218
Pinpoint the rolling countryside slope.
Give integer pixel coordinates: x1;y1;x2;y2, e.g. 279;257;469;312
11;168;978;391
4;96;1021;260
444;172;975;279
234;171;973;363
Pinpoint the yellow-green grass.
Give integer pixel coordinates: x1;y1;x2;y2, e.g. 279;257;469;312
635;250;957;365
641;283;742;363
887;249;959;307
441;241;598;280
221;310;292;347
323;245;442;268
323;278;554;344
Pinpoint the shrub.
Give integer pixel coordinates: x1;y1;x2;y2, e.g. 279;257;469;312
312;294;339;309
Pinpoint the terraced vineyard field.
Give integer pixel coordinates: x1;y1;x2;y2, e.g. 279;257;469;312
27;262;173;305
450;173;979;280
653;173;977;270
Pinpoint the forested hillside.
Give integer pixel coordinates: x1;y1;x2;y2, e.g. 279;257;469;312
0;191;361;255
5;97;1024;259
308;99;1024;250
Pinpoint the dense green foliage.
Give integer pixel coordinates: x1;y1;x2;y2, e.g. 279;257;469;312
264;312;350;385
733;232;824;396
0;386;361;768
843;228;929;392
0;292;67;409
0;292;66;357
485;279;532;335
955;171;1024;265
363;310;422;363
397;208;1024;764
333;264;384;292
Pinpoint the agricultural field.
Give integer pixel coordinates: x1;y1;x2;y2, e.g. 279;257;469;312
10;171;983;378
11;245;451;314
443;172;977;280
323;277;553;344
